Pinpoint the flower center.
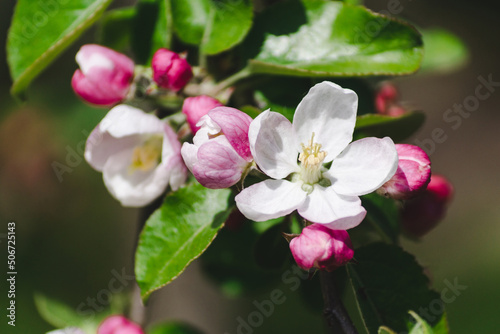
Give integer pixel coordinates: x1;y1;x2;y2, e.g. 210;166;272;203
130;135;163;173
299;132;327;185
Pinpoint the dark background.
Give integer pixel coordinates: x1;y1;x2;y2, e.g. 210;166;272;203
1;0;499;333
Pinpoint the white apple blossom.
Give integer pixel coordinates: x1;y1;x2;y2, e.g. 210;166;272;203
85;105;187;207
235;81;398;230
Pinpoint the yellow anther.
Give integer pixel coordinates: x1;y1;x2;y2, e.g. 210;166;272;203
130;135;163;173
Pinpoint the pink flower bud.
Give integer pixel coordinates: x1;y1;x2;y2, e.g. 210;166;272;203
289;224;354;272
375;83;398;114
97;315;144;334
182;95;223;134
152;49;193;92
378;144;431;200
401;174;454;237
181;107;253;189
71;44;134;106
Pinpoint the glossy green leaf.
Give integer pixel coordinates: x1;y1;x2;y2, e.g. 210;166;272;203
347;243;443;333
7;0;113;98
421;29;468;74
431;312;450;334
34;293;109;334
354;111;425;142
132;0;173;64
248;0;423;77
135;182;233;300
98;8;135;52
171;0;253;55
148;322;203;334
380;312;449;334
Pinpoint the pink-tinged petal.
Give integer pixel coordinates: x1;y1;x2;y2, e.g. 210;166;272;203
293;81;358;162
98;315;144;334
297;186;366;228
99;105;165;138
102;147;171;207
249;110;300;179
235;179;307;221
182;96;223;134
208;107;253;161
161;123;187;191
192;136;249;189
72;45;134;106
290;225;354;271
378;144;431;200
327;137;398;196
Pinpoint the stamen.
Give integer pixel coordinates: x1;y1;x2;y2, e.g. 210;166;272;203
298;132;327;185
129;135;163;173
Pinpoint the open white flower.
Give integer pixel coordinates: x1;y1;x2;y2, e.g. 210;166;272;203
85;105;187;207
235;81;398;230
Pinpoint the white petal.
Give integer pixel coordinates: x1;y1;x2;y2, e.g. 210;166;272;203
297;186;366;228
181;142;199;173
293;81;358;162
84;127;141;171
249;110;300;179
99;105;164;138
327;137;398;196
235;179;307;221
102;147;170;207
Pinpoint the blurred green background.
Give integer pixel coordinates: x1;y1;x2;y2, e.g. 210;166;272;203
1;0;499;333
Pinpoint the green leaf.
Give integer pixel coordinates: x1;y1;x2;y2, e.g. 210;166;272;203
378;327;397;334
248;0;423;77
7;0;114;98
34;293;108;334
380;312;449;334
135;182;233;300
361;193;400;244
98;8;136;52
421;29;468;74
347;243;443;333
354;111;425;142
408;310;434;334
148;322;203;334
132;0;173;64
171;0;253;55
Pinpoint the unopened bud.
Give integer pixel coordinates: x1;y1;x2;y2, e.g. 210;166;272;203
71;44;134;106
289;224;354;272
378;144;431;200
401;174;454;237
97;315;144;334
182;95;223;134
152;49;193;92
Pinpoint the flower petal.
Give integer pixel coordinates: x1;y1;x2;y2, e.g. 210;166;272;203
102;147;170;207
293;81;358;162
249;110;300;179
297;186;366;229
84;127;141;171
327;137;398;196
208;107;253;161
99;105;165;138
235;179;307;221
192;136;249;189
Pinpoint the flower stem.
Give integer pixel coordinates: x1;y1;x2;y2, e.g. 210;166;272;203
319;271;359;334
214;66;252;93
